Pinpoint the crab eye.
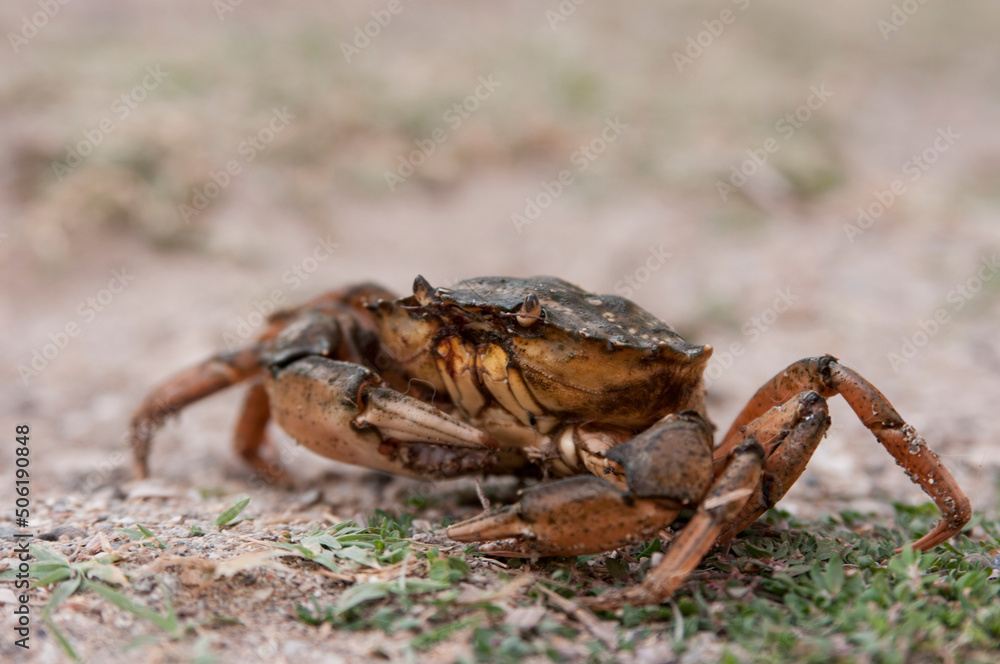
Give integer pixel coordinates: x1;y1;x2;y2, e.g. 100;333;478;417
516;293;542;327
412;275;435;306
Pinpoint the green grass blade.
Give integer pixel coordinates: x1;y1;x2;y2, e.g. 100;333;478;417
215;497;251;527
85;580;181;638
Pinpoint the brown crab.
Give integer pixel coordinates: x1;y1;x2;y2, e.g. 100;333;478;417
129;276;971;607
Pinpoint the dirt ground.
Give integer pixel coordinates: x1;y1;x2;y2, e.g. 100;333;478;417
2;1;999;662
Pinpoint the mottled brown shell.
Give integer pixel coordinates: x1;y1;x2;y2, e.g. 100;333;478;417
370;276;713;429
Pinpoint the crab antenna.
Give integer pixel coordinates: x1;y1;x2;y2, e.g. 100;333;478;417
516;293;542;327
465;284;487;303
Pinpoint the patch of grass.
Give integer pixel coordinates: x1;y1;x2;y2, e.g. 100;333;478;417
116;523;167;549
20;502;994;662
289;503;999;663
467;622;585;664
273;513;412;573
291;528;521;658
295;545;481;634
593;506;1000;663
0;541;185;661
367;508;416;537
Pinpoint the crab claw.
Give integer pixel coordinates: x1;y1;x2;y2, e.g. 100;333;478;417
264;356;499;479
447;476;679;557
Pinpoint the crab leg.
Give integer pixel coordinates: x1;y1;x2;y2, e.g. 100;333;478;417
713;390;830;546
127;305;344;478
587;439;766;609
717;355;971;550
446;475;682;557
129;344;267;478
231;380;288;483
264;356;499;479
128;285;399;479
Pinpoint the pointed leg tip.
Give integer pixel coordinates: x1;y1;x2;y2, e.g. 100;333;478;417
447;508;525;541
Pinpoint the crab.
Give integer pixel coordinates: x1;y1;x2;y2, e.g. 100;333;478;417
129;275;971;607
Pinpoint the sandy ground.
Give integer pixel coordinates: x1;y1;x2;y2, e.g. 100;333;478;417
2;1;999;662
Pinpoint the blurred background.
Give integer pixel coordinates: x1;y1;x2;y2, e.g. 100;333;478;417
2;1;999;518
